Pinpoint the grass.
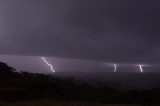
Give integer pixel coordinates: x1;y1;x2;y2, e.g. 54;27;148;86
2;100;154;106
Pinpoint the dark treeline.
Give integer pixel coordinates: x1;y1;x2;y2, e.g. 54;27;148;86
0;62;160;105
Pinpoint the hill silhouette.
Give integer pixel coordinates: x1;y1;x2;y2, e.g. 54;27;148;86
0;62;160;105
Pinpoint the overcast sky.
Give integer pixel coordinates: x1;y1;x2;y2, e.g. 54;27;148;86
0;0;160;73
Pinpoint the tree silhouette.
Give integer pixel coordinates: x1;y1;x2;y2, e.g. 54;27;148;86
0;62;15;74
0;61;160;104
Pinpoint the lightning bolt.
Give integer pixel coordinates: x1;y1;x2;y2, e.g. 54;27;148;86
139;65;143;73
113;64;117;72
137;65;143;73
41;57;55;73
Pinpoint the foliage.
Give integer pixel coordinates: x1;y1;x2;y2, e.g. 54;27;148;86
0;62;160;105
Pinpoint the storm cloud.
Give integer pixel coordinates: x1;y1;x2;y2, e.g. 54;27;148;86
0;0;160;64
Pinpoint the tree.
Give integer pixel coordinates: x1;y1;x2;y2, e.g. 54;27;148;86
0;62;15;74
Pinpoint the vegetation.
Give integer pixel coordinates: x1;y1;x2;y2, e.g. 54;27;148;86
6;100;154;106
0;61;160;105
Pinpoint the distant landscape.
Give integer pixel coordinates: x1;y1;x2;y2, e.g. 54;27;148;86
54;71;160;89
0;61;160;106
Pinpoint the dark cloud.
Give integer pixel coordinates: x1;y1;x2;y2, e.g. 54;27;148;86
0;0;160;63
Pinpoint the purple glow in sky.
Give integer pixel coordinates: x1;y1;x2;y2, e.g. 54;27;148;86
0;0;160;64
0;55;104;73
0;55;158;74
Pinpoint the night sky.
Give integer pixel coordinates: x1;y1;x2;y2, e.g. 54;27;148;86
0;0;160;73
